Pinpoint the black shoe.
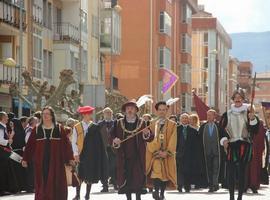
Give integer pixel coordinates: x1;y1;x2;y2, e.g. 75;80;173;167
72;196;80;200
213;185;219;191
85;194;89;200
113;184;118;190
178;187;183;193
160;195;166;200
250;187;258;194
208;187;214;193
100;188;109;193
237;196;242;200
141;188;148;195
152;191;159;200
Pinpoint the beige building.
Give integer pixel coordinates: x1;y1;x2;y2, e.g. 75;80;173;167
0;0;29;113
228;56;239;104
191;6;232;113
0;0;109;113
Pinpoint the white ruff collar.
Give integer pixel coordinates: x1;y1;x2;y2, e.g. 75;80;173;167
231;103;249;113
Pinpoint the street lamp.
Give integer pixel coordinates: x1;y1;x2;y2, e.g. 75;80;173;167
110;2;122;91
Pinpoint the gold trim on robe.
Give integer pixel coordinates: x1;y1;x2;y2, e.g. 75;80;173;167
146;118;177;189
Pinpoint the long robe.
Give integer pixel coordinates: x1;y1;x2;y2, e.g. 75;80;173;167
111;117;154;194
246;121;266;189
176;125;202;186
198;122;225;188
23;124;74;200
78;123;108;183
0;123;18;194
146;119;177;189
11;118;27;192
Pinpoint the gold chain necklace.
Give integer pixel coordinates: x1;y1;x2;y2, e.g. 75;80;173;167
42;125;55;139
120;118;144;134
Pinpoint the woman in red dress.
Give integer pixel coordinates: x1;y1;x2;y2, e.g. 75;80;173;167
22;106;74;200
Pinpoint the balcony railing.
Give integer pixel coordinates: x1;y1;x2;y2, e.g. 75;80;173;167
53;22;80;44
0;0;26;30
32;3;42;25
0;63;19;85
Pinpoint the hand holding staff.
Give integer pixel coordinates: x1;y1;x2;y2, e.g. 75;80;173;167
112;125;151;149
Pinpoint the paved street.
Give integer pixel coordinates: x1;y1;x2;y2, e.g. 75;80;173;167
1;183;269;200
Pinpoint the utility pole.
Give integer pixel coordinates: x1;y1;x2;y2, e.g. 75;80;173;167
18;0;24;117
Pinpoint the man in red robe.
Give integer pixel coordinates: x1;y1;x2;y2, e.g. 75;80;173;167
22;106;74;200
112;100;154;200
246;120;267;193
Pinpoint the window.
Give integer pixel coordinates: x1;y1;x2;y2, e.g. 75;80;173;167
43;50;52;78
33;27;42;79
81;10;88;33
181;34;191;53
203;32;208;45
91;57;99;78
160;12;171;36
113;76;118;90
48;3;52;29
91;15;99;38
43;0;52;29
181;64;191;83
182;93;191;112
182;4;192;24
204;57;208;69
159;47;171;68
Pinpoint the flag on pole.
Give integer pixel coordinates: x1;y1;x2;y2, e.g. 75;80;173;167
160;68;179;94
262;101;270;129
192;92;210;121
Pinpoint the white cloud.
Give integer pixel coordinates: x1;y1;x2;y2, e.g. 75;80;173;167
198;0;270;33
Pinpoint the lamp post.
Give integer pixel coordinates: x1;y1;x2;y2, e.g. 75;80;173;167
18;0;24;117
110;1;121;91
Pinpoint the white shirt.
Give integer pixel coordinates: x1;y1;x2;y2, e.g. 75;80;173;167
24;125;33;144
72;121;90;156
0;122;8;146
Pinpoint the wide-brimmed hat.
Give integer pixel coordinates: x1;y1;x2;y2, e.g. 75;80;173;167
77;106;95;114
121;99;139;112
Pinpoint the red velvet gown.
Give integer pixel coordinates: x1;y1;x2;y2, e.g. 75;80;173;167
23;124;74;200
246;121;266;190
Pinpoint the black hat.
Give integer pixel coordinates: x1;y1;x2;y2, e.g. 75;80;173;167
155;101;169;110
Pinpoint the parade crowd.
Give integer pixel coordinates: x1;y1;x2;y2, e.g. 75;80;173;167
0;89;269;200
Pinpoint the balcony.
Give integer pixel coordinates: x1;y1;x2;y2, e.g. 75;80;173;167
0;0;26;32
100;5;121;55
53;22;80;44
0;63;19;85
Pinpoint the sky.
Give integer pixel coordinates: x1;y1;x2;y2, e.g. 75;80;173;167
198;0;270;33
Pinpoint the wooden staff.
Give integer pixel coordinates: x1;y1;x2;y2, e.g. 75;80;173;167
112;125;151;149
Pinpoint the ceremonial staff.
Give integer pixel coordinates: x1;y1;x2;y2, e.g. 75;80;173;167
250;72;257;113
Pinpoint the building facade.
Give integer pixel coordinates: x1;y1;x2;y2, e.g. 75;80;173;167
254;72;270;120
237;61;253;100
104;0;198;113
0;0;108;114
228;56;239;104
191;6;232;113
0;0;28;113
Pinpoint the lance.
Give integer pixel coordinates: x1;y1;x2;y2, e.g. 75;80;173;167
250;72;257;113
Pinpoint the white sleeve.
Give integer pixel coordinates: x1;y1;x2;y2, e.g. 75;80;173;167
72;127;79;156
249;118;258;126
220;137;228;146
0;129;9;146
